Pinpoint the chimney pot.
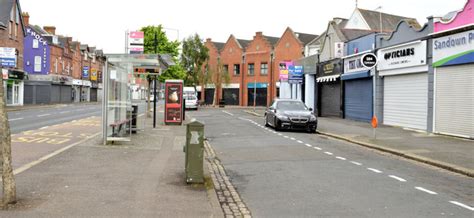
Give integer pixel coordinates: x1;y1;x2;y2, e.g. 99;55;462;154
22;12;30;26
43;26;56;35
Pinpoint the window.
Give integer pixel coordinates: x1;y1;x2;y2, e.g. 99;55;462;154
223;65;229;74
34;56;42;72
55;58;58;73
15;7;19;24
8;22;12;38
14;23;17;39
261;63;268;75
248;63;255;76
62;60;65;74
233;64;240;76
33;39;39;48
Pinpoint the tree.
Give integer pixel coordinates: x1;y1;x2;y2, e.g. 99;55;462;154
0;76;16;206
158;64;186;83
141;25;180;57
211;58;230;106
181;34;209;100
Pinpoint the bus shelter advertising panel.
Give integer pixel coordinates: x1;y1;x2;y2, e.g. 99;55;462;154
165;80;183;124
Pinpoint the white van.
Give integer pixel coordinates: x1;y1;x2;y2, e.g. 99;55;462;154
183;87;198;110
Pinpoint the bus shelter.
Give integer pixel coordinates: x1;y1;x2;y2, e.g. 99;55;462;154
102;54;161;144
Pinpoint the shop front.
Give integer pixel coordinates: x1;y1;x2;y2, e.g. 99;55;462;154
432;29;474;138
342;51;373;122
316;59;342;117
247;82;267;107
377;40;428;130
2;69;25;106
297;54;317;109
222;83;240;106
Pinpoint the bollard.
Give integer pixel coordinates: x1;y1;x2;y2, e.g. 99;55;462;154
184;120;205;183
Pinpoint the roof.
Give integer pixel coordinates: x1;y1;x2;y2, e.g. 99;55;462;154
80;44;89;51
29;25;49;35
358;8;420;32
340;29;375;41
295;32;319;45
237;39;251;50
212;42;225;52
0;0;14;28
263;35;280;47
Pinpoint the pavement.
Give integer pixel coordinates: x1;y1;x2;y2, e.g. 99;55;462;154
6;102;101;112
0;107;223;217
244;109;474;178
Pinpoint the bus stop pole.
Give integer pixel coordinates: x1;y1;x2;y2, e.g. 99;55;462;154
153;77;157;128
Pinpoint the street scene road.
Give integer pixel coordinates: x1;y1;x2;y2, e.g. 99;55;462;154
189;108;474;217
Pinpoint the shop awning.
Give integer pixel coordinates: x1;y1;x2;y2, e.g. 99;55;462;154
316;75;340;83
341;71;371;81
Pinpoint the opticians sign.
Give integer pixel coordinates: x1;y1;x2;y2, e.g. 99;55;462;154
433;30;474;67
377;41;426;71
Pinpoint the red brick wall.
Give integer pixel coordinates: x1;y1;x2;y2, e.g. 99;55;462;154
49;44;63;75
204;39;220;104
72;44;82;79
243;32;273;106
219;35;245;105
273;28;304;100
0;1;25;70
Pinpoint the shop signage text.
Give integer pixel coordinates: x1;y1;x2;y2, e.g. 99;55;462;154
0;47;16;68
361;53;378;69
289;65;303;84
324;63;334;74
82;66;89;78
433;30;474;67
377;41;426;71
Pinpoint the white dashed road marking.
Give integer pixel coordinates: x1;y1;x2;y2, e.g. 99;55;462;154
38;114;51;117
313;147;322;150
324;152;333;155
222;110;234;116
367;168;382;173
60;111;71;114
278;133;283;136
297;140;303;144
8;118;24;121
351;161;362;166
415;187;437;195
284;136;289;139
305;143;312;147
336;156;346;160
40;126;49;130
449;201;474;211
290;137;296;140
389;175;407;182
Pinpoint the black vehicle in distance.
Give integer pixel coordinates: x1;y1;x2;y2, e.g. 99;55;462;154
264;99;317;133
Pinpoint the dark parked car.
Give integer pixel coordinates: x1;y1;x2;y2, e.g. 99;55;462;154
264;99;317;132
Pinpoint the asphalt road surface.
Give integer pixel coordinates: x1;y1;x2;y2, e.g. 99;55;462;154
7;101;151;134
189;108;473;217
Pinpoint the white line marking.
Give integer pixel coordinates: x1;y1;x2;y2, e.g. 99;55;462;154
40;126;49;130
222;110;234;116
290;137;296;140
37;114;51;117
351;161;362;166
305;143;312;147
60;111;71;114
284;136;289;138
324;152;333;155
367;168;382;173
8;118;24;121
314;147;322;150
415;187;437;195
297;140;303;144
336;156;346;160
449;201;474;211
389;175;407;182
13;132;101;176
278;133;283;136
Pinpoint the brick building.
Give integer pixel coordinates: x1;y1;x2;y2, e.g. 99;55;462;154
203;38;224;105
1;0;26;106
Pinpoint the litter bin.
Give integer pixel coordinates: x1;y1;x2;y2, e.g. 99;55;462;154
131;104;138;134
219;99;225;108
184;120;204;183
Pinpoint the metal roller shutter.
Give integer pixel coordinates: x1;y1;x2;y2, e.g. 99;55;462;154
204;88;214;105
345;77;372;122
51;85;61;103
222;88;239;105
60;85;72;103
435;64;474;138
383;73;427;130
320;82;341;117
90;88;98;102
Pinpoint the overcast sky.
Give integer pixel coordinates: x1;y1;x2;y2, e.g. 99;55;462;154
21;0;467;54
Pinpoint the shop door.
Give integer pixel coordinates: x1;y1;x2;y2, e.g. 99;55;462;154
13;83;20;105
60;86;72;103
51;85;61;103
222;88;239;105
344;77;372;122
435;64;473;138
384;73;427;130
247;88;267;107
320;81;341;117
204;88;214;105
90;88;98;102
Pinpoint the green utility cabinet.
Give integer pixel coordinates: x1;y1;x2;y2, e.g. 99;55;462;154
184;120;205;183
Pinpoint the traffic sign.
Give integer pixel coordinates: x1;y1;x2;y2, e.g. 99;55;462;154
361;53;378;69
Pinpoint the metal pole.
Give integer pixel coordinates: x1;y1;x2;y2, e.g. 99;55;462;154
153;78;157;128
253;78;257;112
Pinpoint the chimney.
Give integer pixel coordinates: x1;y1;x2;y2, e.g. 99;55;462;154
43;26;56;35
206;38;212;43
22;12;30;26
256;32;263;37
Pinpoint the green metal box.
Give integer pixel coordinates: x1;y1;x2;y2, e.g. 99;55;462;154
184;120;204;183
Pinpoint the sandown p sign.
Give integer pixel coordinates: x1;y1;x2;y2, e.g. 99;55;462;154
433;30;474;67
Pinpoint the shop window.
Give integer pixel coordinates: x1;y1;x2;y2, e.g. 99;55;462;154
261;63;268;75
248;63;254;76
233;64;240;76
34;56;42;72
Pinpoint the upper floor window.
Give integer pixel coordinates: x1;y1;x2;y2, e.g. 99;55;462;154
33;39;39;48
247;63;255;76
34;56;42;72
223;65;229;74
233;64;240;76
261;63;268;75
